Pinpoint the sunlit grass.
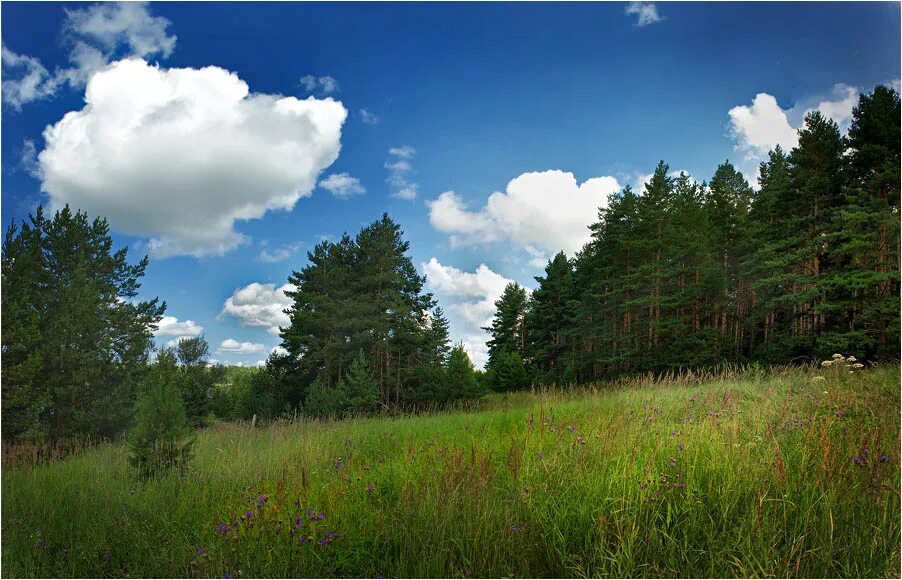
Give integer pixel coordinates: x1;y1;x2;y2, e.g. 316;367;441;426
3;365;899;578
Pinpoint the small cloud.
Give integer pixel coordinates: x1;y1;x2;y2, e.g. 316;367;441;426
154;315;204;337
217;338;266;355
385;146;418;200
319;172;366;199
389;145;416;159
258;242;303;263
359;108;379;125
18;139;41;178
300;74;339;94
625;2;664;27
271;345;289;357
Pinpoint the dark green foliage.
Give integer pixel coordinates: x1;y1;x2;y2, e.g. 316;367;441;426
338;351;379;413
127;350;193;479
280;214;439;411
303;379;345;418
1;206;165;442
485;282;529;365
491;350;530;392
512;85;899;383
175;336;217;427
444;345;482;400
525;252;576;383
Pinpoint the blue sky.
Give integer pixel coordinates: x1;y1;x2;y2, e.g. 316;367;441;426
3;1;899;367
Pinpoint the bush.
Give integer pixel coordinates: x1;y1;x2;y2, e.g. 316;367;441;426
303;379;345;418
127;351;193;479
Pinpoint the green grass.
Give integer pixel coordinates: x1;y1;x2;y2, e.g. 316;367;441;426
3;365;900;578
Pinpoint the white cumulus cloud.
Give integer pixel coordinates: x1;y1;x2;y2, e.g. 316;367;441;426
154;315;204;337
728;93;799;161
37;58;347;258
319;173;366;198
220;282;295;335
427;170;621;256
217;339;266;355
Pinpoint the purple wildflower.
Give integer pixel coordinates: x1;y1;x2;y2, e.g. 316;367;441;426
678;443;685;451
880;455;889;463
296;516;304;528
306;508;315;517
217;523;231;534
197;547;206;556
537;452;545;459
639;482;648;490
316;512;325;521
244;510;254;519
257;496;268;505
836;411;844;418
853;456;862;466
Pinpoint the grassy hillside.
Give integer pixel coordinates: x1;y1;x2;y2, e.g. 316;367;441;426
3;364;899;578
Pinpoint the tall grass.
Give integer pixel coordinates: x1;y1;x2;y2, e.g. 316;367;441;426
3;365;899;578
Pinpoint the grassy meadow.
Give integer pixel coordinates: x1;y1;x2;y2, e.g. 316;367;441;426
3;364;900;578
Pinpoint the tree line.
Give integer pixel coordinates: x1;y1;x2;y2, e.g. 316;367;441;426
2;85;897;446
484;85;900;389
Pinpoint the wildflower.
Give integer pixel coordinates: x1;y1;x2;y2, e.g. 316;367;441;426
567;425;575;433
316;512;325;521
832;353;843;359
197;547;206;556
853;457;863;466
639;482;648;490
306;508;315;517
675;482;686;489
35;539;43;549
217;523;231;534
821;360;833;367
257;496;268;505
275;526;282;533
537;452;544;459
836;411;843;418
880;455;888;463
812;376;825;382
295;516;304;528
366;484;375;494
678;443;685;451
846;356;857;362
852;363;864;369
244;510;254;520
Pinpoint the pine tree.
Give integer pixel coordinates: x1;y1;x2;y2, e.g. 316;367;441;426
1;206;165;442
445;345;482;400
175;336;212;427
128;349;193;479
338;351;379;413
525;252;575;383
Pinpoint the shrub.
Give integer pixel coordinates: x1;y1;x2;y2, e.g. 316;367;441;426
303;379;345;418
127;350;194;479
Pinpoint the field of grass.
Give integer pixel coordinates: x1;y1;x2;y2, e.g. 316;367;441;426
3;364;900;578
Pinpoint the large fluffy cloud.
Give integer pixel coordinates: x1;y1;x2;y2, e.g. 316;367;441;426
422;258;518;368
220;282;295;335
428;170;621;256
37;58;347;257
